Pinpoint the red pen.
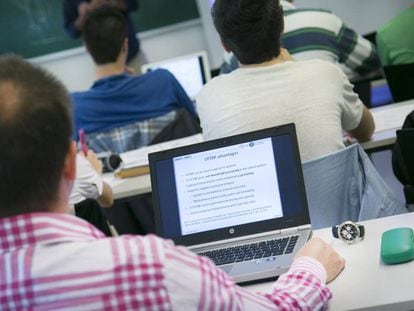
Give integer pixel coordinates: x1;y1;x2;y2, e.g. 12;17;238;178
78;129;88;156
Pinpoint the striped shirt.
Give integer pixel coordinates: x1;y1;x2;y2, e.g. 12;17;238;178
221;0;380;79
0;213;331;310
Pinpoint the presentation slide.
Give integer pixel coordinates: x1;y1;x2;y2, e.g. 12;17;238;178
150;57;203;99
173;138;283;235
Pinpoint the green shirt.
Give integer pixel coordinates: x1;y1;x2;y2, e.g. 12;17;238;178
376;7;414;66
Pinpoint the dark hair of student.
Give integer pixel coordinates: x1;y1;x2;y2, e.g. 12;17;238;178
83;7;128;65
212;0;284;65
0;55;72;218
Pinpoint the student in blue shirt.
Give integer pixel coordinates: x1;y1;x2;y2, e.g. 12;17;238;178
70;7;197;145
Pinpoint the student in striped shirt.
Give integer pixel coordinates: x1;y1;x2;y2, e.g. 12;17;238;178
0;55;345;310
221;0;381;80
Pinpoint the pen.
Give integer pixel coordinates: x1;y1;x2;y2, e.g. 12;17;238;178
78;128;88;156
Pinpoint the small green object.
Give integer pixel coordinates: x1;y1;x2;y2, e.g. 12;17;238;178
381;228;414;264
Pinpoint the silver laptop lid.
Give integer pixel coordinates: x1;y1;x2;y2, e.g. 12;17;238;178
141;51;211;100
149;124;310;247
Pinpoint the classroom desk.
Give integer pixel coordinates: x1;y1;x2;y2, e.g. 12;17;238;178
103;173;151;200
105;99;414;200
360;99;414;152
244;212;414;311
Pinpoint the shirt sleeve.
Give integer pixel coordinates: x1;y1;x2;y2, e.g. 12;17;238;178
162;241;331;310
338;69;364;131
375;31;391;66
336;22;381;77
69;154;104;205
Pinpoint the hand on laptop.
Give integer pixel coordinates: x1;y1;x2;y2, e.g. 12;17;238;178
295;238;345;283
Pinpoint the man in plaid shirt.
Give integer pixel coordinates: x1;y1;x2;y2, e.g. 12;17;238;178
0;55;344;310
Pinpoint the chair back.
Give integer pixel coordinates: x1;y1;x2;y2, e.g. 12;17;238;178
85;110;177;154
302;144;407;229
149;108;201;145
384;63;414;102
396;129;414;205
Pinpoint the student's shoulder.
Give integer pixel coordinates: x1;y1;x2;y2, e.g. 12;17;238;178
286;7;339;20
142;68;175;81
114;234;170;258
301;59;344;76
286;7;343;28
70;89;90;104
197;73;232;99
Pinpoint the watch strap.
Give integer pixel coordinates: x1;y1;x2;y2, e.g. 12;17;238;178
332;225;339;238
358;225;365;238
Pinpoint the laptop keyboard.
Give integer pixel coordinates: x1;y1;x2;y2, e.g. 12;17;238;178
198;235;299;266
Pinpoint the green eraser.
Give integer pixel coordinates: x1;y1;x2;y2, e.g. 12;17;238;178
381;227;414;264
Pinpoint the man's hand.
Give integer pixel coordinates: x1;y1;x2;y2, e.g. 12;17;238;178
295;238;345;283
78;2;91;16
85;150;103;175
91;0;110;9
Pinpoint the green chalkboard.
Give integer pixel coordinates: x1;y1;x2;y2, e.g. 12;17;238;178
0;0;199;59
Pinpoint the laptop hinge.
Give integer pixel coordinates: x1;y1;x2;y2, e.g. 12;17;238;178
281;224;311;235
189;230;282;251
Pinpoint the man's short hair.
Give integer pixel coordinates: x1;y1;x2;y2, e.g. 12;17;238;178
83;7;128;65
0;55;72;218
212;0;284;65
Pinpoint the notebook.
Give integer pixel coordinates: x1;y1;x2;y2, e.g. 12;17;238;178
141;51;211;100
149;124;312;283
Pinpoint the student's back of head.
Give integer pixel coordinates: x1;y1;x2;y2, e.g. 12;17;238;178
0;55;72;218
212;0;284;65
83;7;127;64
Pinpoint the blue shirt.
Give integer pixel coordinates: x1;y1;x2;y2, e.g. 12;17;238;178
71;69;197;139
63;0;140;62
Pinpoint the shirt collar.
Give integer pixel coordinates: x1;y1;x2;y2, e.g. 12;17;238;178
0;212;106;253
281;0;296;10
92;72;130;88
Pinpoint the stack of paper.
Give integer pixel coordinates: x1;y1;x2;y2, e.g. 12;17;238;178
115;134;204;178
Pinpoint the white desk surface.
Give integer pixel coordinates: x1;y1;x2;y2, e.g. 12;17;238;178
360;99;414;151
103;173;151;200
244;213;414;311
106;100;414;200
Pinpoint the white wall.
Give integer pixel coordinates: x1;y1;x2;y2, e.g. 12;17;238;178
31;19;207;92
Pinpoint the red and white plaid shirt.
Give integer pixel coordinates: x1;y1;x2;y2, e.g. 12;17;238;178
0;213;331;310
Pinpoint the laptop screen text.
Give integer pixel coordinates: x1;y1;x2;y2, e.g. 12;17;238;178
173;137;283;235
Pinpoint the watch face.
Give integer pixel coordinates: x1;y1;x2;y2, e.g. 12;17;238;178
339;222;359;243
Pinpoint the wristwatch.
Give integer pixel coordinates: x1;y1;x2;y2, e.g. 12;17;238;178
332;221;365;244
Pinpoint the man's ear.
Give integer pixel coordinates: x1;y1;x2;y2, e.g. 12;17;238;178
63;141;77;182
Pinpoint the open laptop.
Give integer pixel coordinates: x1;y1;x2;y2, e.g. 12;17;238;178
149;124;312;283
141;51;211;100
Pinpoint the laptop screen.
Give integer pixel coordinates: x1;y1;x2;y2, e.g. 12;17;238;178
149;124;310;246
141;51;210;100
